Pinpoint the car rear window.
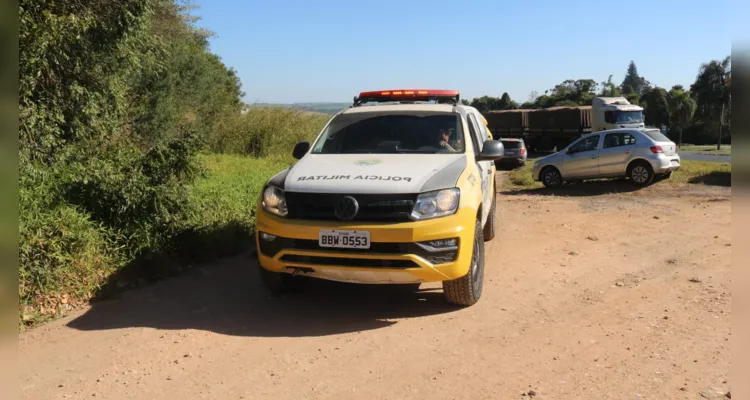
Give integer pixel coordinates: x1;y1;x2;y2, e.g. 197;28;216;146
501;140;522;149
643;130;671;143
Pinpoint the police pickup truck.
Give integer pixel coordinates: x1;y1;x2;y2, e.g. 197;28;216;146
255;89;505;306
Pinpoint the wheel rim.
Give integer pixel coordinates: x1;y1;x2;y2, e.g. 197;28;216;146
544;170;561;186
632;166;649;183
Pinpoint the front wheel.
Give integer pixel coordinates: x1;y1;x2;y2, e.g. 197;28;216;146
482;186;497;242
258;264;308;295
541;167;563;188
443;218;485;306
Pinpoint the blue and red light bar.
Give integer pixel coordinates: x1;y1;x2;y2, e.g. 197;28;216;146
353;89;460;106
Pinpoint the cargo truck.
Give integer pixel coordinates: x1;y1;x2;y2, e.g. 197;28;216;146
483;97;645;152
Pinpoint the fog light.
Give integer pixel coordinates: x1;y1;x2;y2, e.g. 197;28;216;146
260;232;276;241
428;238;457;248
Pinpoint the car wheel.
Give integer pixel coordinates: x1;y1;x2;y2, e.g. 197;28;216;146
443;218;485;306
482;185;497;242
628;161;655;186
541;167;563;188
258;264;308;295
663;171;673;180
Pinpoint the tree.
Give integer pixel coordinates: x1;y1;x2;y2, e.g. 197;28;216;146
690;55;730;149
643;87;670;129
667;87;696;146
498;92;519;110
600;75;621;97
528;91;539;103
620;61;651;97
460;99;470;106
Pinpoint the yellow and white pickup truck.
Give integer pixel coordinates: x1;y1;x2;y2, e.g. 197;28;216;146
254;89;505;306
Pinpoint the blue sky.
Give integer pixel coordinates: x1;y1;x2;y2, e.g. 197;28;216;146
193;0;738;104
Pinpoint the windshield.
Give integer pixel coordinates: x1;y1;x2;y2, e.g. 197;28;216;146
311;111;466;154
501;140;523;149
615;110;644;124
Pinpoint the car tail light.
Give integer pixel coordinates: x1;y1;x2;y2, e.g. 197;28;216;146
650;145;663;154
519;148;526;155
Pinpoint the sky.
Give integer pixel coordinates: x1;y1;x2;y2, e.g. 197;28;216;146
192;0;741;104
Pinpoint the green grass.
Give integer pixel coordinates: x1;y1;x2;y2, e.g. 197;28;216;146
183;153;293;232
504;159;731;190
670;160;731;186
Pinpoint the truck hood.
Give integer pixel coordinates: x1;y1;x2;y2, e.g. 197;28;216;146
278;153;468;194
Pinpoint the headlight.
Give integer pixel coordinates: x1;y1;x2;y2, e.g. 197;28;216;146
262;186;288;217
411;188;460;220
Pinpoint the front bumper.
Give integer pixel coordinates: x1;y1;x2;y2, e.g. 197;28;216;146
254;205;478;284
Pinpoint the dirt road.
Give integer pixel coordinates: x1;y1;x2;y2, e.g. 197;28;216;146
19;180;732;400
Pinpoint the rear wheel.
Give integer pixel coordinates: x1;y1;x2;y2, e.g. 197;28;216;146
541;167;563;188
443;218;485;306
662;171;673;180
628;161;654;186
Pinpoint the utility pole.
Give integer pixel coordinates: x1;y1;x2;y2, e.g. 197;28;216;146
717;102;724;151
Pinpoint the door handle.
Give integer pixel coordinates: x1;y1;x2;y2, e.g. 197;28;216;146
624;150;630;154
591;156;596;159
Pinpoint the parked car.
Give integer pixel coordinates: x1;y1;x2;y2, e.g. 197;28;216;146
496;138;527;167
531;128;680;188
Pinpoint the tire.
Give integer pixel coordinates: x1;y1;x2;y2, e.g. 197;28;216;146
628;161;654;186
258;264;308;295
483;188;497;242
541;167;563;188
443;218;485;307
663;171;673;180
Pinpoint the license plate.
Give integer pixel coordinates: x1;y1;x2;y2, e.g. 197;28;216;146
318;230;371;249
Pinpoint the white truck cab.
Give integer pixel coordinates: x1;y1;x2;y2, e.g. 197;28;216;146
592;97;645;131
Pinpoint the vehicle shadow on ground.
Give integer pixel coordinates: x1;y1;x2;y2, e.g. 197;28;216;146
502;179;643;197
688;171;731;187
66;252;458;338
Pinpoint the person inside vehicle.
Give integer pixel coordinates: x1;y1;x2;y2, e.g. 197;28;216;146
438;128;462;152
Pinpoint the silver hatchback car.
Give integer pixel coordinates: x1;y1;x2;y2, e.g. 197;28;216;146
532;128;681;188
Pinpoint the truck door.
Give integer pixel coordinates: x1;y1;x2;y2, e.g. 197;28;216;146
467;112;492;225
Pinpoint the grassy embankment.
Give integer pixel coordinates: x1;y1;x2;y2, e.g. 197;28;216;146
20;108;329;328
506;158;731;190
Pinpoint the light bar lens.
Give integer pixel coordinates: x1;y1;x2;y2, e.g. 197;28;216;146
358;89;459;99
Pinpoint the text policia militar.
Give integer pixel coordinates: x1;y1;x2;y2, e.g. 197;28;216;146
296;174;412;182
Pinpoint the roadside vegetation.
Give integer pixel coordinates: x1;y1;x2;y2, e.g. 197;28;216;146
504;160;731;191
18;0;328;327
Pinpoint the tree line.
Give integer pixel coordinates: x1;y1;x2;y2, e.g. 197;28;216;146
465;58;731;145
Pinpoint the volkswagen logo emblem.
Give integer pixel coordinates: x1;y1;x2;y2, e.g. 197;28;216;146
335;196;359;221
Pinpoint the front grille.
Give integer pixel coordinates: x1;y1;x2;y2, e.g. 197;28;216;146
285;192;417;222
280;254;419;269
257;235;459;265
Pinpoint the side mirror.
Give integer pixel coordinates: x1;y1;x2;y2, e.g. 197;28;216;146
292;141;310;160
476;140;504;161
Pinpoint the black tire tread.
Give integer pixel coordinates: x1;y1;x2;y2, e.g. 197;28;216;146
482;187;497;242
443;218;484;306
